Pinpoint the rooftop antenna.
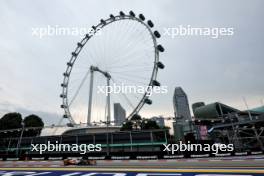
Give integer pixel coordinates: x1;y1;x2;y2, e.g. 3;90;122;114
242;96;252;120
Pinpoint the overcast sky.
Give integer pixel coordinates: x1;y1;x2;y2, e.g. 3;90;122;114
0;0;263;125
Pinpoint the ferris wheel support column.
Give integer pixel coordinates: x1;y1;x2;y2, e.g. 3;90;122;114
106;77;111;124
87;67;95;126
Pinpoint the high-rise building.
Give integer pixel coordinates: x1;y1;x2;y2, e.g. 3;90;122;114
173;87;192;120
114;103;126;126
173;122;184;141
173;87;193;137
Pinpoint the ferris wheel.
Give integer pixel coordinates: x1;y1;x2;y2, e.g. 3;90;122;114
60;11;165;126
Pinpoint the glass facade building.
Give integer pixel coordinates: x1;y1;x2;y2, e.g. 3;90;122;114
173;87;193;138
114;103;126;126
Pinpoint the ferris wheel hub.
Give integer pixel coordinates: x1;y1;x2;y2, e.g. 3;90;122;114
90;65;111;79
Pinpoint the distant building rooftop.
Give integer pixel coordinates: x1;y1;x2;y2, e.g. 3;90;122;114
193;102;264;121
193;102;239;120
250;106;264;113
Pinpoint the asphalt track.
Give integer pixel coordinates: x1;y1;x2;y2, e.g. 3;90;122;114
0;158;264;175
0;168;264;176
1;156;264;168
98;159;264;167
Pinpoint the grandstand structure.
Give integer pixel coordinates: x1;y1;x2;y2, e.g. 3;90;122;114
0;129;168;160
193;102;264;152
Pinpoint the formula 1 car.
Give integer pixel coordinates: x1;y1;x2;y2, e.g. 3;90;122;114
63;158;96;166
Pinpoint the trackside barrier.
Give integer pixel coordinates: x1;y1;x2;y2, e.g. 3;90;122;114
235;152;248;156
251;151;263;155
163;155;184;159
2;151;264;161
111;156;130;160
190;154;210;158
136;156;157;160
88;156;105;160
214;153;231;157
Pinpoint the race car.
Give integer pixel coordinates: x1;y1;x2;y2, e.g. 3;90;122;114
63;158;96;166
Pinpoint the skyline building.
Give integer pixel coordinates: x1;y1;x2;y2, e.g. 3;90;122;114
173;87;193;139
173;87;192;120
114;103;126;126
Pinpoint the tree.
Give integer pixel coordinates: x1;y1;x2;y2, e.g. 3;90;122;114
120;121;133;131
23;114;44;137
120;114;142;131
0;112;22;130
120;116;161;131
130;114;142;121
0;112;22;138
141;119;160;130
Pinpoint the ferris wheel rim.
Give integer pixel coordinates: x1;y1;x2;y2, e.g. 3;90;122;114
60;12;163;126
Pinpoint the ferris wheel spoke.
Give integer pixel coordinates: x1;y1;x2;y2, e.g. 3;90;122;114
105;20;129;65
107;27;150;66
108;61;152;70
115;27;151;58
111;71;150;81
115;20;139;56
113;19;133;54
110;79;136;109
69;70;90;106
110;69;152;74
108;46;149;66
107;64;147;72
108;52;152;70
108;56;152;70
107;38;153;68
112;74;149;86
107;37;152;67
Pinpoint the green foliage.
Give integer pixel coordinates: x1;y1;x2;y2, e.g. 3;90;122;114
0;112;22;130
23;114;44;128
141;119;160;130
0;112;22;138
23;114;44;137
130;114;142;121
0;112;44;138
120;121;133;131
121;115;162;131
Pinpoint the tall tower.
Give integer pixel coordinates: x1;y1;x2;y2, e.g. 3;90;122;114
114;103;126;126
173;87;192;120
173;87;193;139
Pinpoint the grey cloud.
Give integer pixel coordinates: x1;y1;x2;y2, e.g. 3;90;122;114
0;0;263;123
